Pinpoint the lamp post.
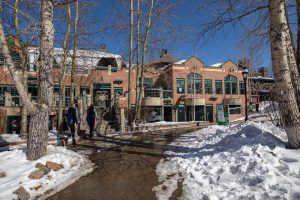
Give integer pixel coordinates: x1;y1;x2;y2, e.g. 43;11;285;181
242;68;249;122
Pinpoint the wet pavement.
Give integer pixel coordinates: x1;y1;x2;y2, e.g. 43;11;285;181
47;127;204;200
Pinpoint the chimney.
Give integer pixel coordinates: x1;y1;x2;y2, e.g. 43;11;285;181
100;44;107;53
160;49;168;58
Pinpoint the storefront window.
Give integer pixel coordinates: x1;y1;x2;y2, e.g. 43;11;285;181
80;86;90;96
229;105;241;114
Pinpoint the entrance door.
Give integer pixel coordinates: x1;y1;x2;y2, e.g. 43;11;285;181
163;106;172;122
195;106;205;121
93;83;111;107
205;105;213;122
177;106;185;122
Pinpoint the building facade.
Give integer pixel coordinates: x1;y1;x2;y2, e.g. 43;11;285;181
0;46;249;134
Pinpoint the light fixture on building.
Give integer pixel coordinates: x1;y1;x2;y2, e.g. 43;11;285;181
242;68;249;122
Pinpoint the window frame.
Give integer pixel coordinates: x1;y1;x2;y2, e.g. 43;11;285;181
204;79;212;94
176;78;186;94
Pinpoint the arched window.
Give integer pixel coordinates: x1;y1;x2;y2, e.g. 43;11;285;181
224;75;237;95
187;73;202;94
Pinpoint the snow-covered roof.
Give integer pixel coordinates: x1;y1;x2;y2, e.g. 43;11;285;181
27;46;124;71
174;60;186;64
209;63;223;67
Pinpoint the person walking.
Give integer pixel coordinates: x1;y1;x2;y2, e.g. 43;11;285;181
67;104;78;144
86;104;96;138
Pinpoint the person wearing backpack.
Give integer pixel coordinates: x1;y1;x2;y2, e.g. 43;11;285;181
86;104;96;138
67;104;78;144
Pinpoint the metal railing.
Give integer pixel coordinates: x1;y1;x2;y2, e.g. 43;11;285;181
144;88;161;98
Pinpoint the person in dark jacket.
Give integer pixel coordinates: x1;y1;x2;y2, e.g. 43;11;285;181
86;104;96;138
67;104;78;144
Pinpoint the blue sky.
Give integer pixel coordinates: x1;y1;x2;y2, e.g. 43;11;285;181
56;0;273;69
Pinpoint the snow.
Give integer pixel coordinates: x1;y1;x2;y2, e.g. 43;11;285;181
174;60;186;64
0;134;23;143
210;63;223;67
153;119;300;199
0;145;95;200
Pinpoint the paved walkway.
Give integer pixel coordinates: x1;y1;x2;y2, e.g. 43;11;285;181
47;127;203;200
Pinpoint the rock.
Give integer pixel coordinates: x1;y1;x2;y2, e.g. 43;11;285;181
0;171;5;178
35;162;50;174
46;161;64;171
28;169;44;179
13;186;30;200
30;185;41;191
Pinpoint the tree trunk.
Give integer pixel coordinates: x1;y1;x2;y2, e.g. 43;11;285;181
27;0;54;160
269;0;300;148
284;3;300;106
296;0;300;70
127;0;134;125
133;0;140;124
0;0;54;160
70;0;79;105
14;0;28;139
27;105;49;159
136;0;154;121
58;0;72;130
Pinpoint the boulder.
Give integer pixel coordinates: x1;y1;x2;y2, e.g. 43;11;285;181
13;186;30;200
0;171;5;178
46;161;64;171
28;169;44;179
35;162;50;174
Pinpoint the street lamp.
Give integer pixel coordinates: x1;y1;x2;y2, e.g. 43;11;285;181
242;68;249;122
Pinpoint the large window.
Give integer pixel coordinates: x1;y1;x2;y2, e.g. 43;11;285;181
205;79;212;94
176;78;185;94
239;81;245;95
215;80;223;94
187;73;202;94
144;78;153;88
225;75;237;95
229;105;241;114
0;53;4;65
80;86;90;96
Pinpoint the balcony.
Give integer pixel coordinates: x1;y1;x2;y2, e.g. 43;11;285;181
142;88;163;106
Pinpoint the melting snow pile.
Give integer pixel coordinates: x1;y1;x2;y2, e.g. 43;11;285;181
0;145;95;200
153;121;300;199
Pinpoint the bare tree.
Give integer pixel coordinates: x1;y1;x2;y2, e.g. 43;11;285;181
135;0;154;122
0;0;54;160
195;0;300;148
14;0;28;139
127;0;133;125
269;0;300;148
58;0;72;131
70;0;78;105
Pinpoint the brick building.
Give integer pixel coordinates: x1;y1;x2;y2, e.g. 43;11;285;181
0;45;249;134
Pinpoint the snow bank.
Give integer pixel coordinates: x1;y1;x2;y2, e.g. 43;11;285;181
259;101;279;114
153;121;300;200
0;145;95;200
0;134;23;144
